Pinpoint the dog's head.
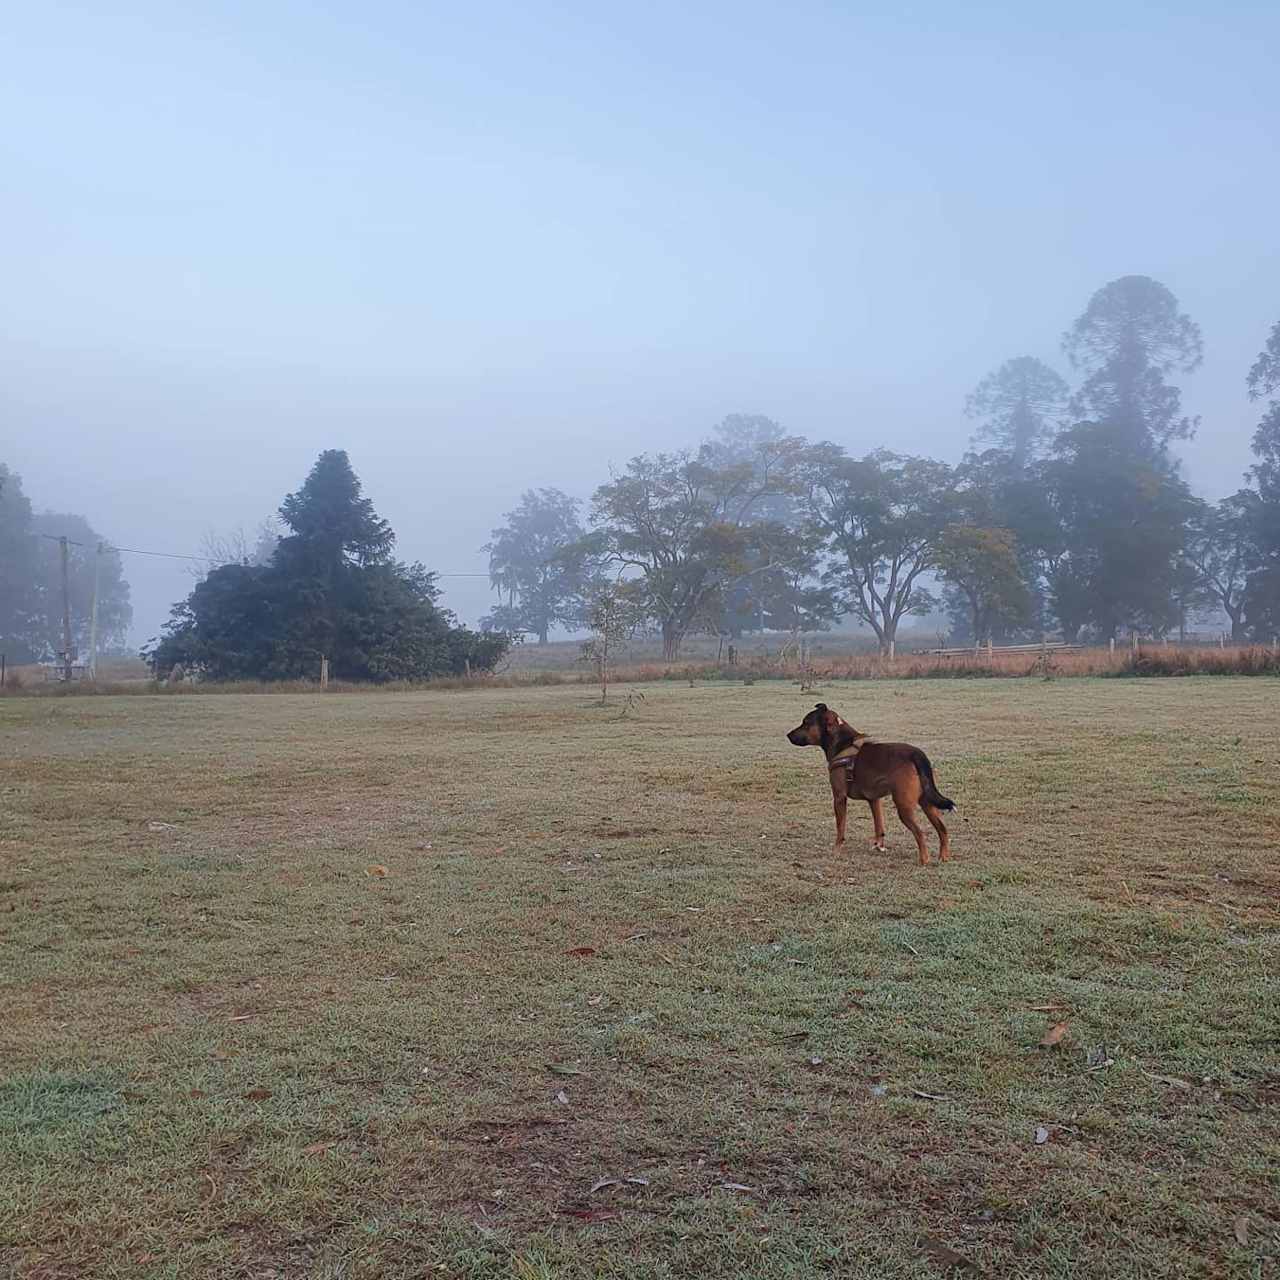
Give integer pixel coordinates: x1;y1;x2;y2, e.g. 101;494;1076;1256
786;703;842;747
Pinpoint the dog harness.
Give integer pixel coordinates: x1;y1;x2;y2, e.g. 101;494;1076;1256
828;740;866;775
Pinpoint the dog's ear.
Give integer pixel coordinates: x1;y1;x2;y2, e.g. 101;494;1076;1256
813;703;827;713
821;706;841;732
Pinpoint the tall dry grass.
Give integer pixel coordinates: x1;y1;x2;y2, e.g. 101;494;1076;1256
4;644;1277;698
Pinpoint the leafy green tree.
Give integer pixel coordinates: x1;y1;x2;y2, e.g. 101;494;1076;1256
483;488;595;644
588;446;801;658
701;415;799;523
936;524;1031;646
802;445;954;654
738;523;836;637
149;563;283;679
1248;320;1280;501
1043;422;1196;641
1042;278;1205;639
1183;493;1259;642
0;464;40;660
1062;275;1203;447
699;417;821;637
1241;563;1280;641
965;356;1069;468
948;448;1057;639
1242;319;1280;636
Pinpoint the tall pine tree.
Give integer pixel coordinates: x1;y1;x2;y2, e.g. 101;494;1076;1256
1047;277;1203;639
147;451;507;680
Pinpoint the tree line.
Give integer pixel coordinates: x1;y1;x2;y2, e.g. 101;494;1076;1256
0;467;132;663
482;276;1280;657
6;273;1278;679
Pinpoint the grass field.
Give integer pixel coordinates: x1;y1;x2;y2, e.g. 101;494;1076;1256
2;678;1278;1278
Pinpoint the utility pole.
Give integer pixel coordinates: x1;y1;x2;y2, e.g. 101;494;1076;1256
59;536;73;681
88;542;103;678
41;534;83;680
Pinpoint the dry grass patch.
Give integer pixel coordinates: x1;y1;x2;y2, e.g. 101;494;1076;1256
2;678;1278;1278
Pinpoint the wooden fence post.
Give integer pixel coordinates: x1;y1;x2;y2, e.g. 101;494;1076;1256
320;655;329;688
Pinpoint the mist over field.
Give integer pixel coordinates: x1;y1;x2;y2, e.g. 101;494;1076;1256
3;2;1278;660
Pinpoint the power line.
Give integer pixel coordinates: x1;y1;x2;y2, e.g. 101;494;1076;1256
107;544;205;562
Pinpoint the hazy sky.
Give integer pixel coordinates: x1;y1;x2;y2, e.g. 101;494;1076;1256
4;0;1278;644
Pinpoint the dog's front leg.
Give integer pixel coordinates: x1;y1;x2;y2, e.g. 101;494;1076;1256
868;797;886;851
829;771;849;849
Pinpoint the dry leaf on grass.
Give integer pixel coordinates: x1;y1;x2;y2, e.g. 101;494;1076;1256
565;946;597;958
303;1141;333;1156
919;1235;978;1271
244;1087;272;1101
1234;1216;1249;1246
366;864;389;877
590;1177;619;1193
1039;1021;1069;1048
1143;1071;1193;1090
625;1176;650;1186
1034;1126;1050;1145
720;1182;755;1193
554;1090;569;1105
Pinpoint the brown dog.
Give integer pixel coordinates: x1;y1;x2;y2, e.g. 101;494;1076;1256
787;703;954;864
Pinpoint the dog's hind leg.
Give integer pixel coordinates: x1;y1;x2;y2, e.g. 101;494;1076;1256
891;768;931;866
867;797;886;851
894;799;931;866
922;803;950;861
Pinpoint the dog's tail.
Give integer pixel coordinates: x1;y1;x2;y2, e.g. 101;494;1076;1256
911;749;955;811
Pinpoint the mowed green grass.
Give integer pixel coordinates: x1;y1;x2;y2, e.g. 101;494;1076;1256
1;679;1278;1280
